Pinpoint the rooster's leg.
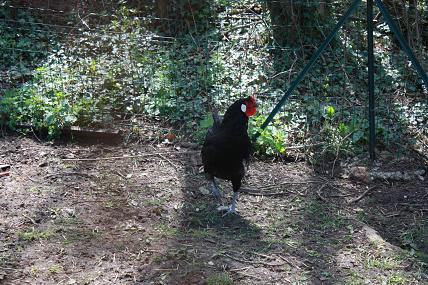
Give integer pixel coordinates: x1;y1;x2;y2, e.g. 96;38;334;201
211;178;222;202
222;192;239;216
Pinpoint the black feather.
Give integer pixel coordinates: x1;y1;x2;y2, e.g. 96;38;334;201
201;98;251;192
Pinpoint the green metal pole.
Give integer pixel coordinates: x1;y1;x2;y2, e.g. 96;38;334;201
375;0;428;92
254;0;362;141
367;0;376;160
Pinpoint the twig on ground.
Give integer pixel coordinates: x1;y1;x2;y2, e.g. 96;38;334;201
384;212;401;218
258;180;320;189
326;193;354;198
239;188;296;197
61;150;199;162
223;253;287;267
154;265;179;271
203;238;217;244
30;127;42;143
229;266;252;272
316;184;328;202
114;170;126;179
348;185;378;203
252;251;298;269
71;199;115;205
277;255;301;270
157;153;179;170
235;271;264;280
45;171;95;179
22;213;37;225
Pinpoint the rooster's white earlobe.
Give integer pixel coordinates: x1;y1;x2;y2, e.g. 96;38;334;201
241;104;247;113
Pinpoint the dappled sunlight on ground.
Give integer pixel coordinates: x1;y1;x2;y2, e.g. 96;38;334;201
0;135;426;284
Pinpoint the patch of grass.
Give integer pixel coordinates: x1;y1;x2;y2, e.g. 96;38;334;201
186;204;223;226
386;272;408;285
152;248;190;265
19;229;53;241
30;266;39;276
55;216;84;226
152;255;164;264
48;264;61;274
104;201;115;208
413;251;428;263
363;254;399;270
27;186;41;193
62;239;73;246
401;222;428;254
62;228;101;244
305;200;345;230
356;211;369;223
188;228;216;239
0;254;10;266
346;271;365;285
206;272;233;285
155;223;177;236
145;198;166;207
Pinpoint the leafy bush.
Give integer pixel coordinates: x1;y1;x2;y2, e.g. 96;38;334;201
0;8;53;86
249;115;287;156
0;2;426;159
0;86;77;138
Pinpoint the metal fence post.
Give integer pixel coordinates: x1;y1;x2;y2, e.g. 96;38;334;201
254;0;362;141
367;0;376;160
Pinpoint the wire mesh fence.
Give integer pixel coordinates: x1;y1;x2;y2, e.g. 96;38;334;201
1;0;427;157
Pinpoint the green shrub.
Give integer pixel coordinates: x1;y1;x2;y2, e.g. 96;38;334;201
0;86;77;138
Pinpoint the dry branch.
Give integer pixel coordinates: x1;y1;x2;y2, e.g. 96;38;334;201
223;253;287;267
45;171;95;179
239;188;296;197
61;150;199;162
348;185;378;203
316;184;328;202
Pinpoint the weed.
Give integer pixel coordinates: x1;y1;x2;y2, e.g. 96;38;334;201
387;272;408;285
19;229;53;241
30;266;39;276
155;223;177;236
62;228;101;243
188;228;216;239
145;198;166;207
363;254;399;270
346;271;365;285
206;272;233;285
305;200;345;230
48;264;61;274
27;186;41;193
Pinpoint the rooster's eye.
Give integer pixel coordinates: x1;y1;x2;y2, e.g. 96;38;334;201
241;104;247;113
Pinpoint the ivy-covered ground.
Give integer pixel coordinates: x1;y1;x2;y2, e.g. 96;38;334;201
1;1;427;158
0;135;426;285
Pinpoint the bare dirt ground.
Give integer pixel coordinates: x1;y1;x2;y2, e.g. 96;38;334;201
0;134;427;285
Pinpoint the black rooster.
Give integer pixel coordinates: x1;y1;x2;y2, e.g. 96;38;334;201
201;96;257;215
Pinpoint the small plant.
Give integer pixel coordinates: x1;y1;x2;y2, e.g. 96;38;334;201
19;229;53;241
0;86;78;138
30;266;39;276
48;264;61;274
206;272;233;285
249;114;287;156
